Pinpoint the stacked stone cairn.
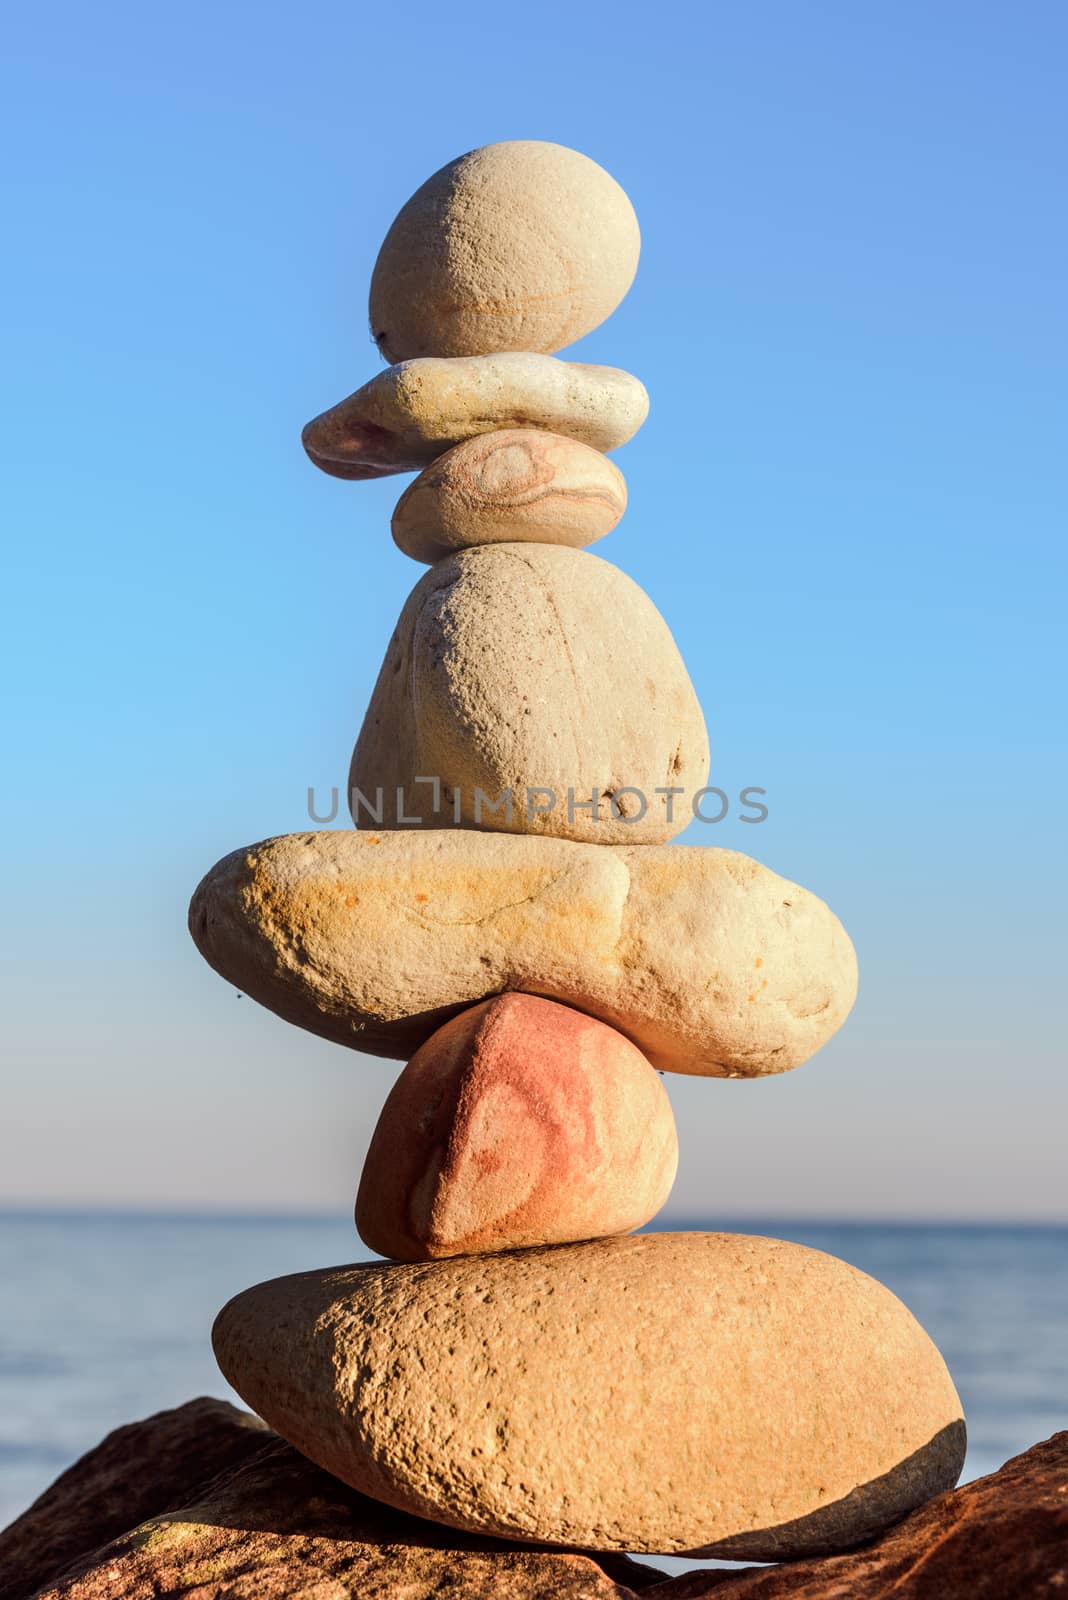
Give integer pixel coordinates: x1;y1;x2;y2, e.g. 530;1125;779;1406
190;141;967;1561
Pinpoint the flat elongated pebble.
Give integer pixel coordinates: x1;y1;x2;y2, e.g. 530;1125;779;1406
188;830;858;1077
350;543;708;844
369;141;641;364
302;354;648;481
356;994;677;1260
212;1233;966;1557
391;428;627;564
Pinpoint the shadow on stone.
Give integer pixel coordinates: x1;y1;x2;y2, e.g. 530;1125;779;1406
685;1419;968;1561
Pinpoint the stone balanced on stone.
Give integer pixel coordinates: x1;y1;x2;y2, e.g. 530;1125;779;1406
190;140;966;1561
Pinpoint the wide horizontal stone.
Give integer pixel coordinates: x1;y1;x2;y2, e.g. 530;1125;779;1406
356;994;678;1260
303;353;648;480
369;141;641;364
9;1401;1062;1599
349;542;708;844
392;427;628;564
188;830;858;1077
212;1233;966;1558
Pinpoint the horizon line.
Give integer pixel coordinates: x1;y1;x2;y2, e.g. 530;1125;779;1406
1;1203;1065;1230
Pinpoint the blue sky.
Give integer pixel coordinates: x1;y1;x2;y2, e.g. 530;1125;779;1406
2;2;1065;1217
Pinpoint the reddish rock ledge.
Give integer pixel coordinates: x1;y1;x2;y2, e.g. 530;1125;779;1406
1;1399;1065;1600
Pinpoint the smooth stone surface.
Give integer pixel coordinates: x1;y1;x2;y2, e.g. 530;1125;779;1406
349;542;708;844
302;353;648;481
0;1399;661;1600
356;994;678;1261
212;1234;966;1558
369;141;641;364
392;428;627;564
189;830;858;1077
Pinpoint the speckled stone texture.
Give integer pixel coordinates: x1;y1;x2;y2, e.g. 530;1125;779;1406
392;427;628;563
368;141;641;363
356;994;678;1260
6;1400;1063;1599
349;542;709;844
0;1398;664;1600
302;352;648;480
212;1233;965;1559
188;830;858;1077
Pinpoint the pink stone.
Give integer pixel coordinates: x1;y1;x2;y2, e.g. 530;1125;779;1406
356;994;678;1261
